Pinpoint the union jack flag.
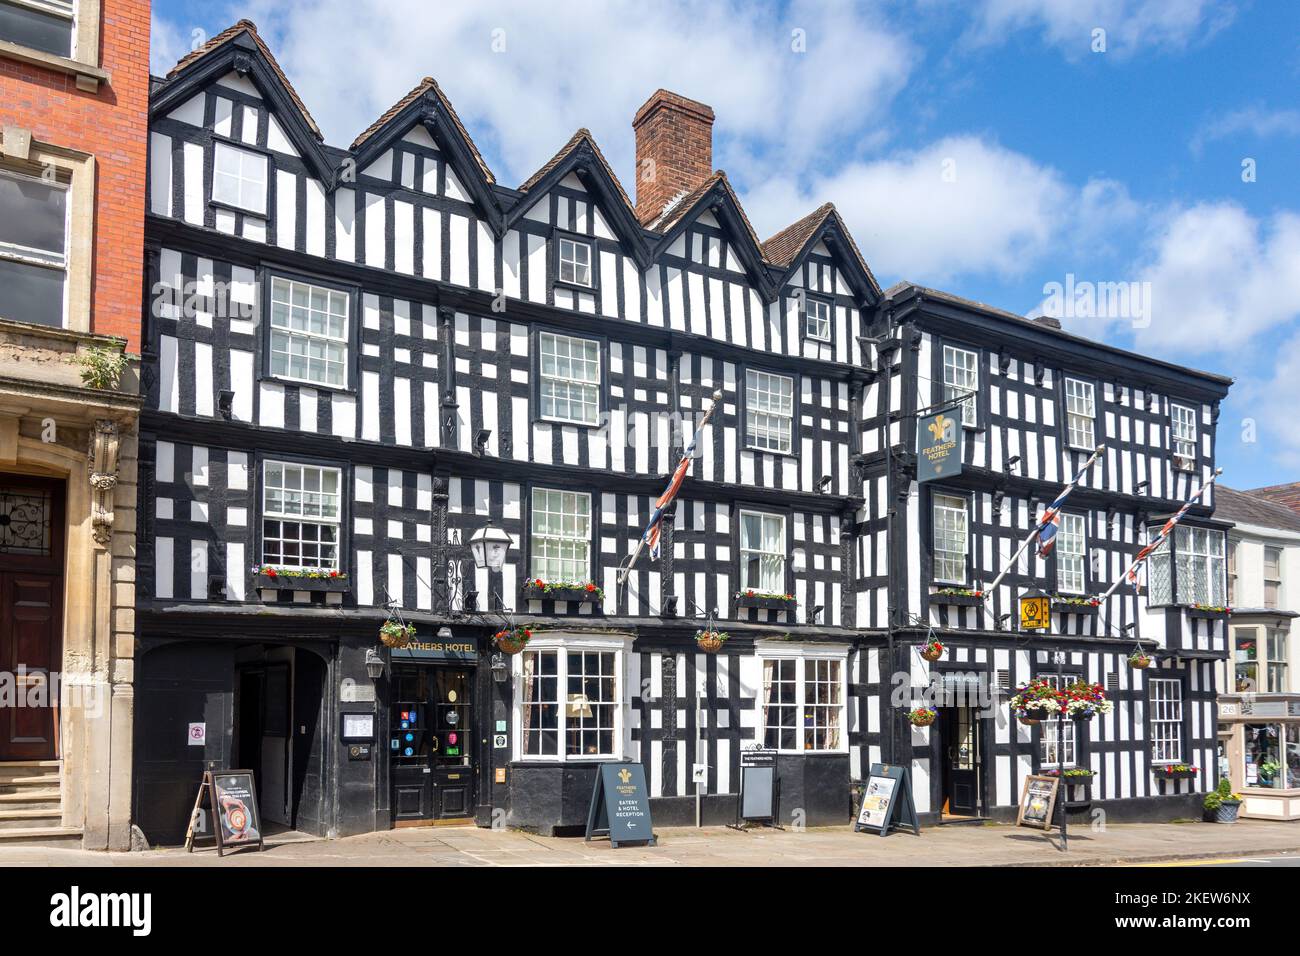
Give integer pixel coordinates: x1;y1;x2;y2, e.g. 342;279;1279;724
1126;499;1197;583
641;402;716;560
1035;489;1070;559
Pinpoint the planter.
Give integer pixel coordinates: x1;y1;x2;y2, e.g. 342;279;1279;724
1187;607;1231;621
695;631;726;654
931;592;982;607
1128;656;1153;670
734;593;797;612
921;646;943;662
379;623;415;649
494;627;532;655
1214;799;1242;824
1056;773;1095;786
1051;601;1098;615
496;635;527;654
1070;711;1098;722
1157;768;1198;781
521;585;600;604
256;572;349;593
1018;715;1042;726
907;709;937;727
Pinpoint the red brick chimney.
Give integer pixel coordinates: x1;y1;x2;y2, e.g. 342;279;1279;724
632;89;715;225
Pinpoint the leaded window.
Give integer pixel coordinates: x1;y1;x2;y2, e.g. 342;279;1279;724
1146;525;1224;606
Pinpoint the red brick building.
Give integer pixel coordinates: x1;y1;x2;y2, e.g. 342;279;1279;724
0;0;149;849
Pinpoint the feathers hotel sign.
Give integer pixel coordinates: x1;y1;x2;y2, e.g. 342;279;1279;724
917;406;964;483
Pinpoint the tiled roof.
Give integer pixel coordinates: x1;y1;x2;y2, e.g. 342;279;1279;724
651;171;763;255
1248;481;1300;515
350;77;495;184
1215;485;1300;533
166;20;323;141
762;202;879;294
517;128;634;213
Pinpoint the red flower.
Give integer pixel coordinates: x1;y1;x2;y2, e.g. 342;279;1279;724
329;569;339;578
266;568;277;579
585;582;596;592
746;590;755;597
535;578;544;588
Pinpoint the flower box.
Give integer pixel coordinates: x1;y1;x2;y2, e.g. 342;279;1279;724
1156;766;1198;781
256;572;349;593
734;592;797;611
1187;606;1231;621
1051;600;1098;615
521;581;603;604
931;591;983;607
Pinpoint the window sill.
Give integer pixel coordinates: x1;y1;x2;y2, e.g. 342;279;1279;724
552;279;599;296
265;372;355;395
743;444;798;459
0;40;107;92
535;416;603;431
209;199;269;220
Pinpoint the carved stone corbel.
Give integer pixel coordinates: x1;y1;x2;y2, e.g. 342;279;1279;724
88;419;121;548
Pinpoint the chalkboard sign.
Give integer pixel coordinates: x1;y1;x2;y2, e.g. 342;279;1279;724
734;747;780;828
186;770;265;856
854;763;920;837
585;762;656;848
1017;775;1060;831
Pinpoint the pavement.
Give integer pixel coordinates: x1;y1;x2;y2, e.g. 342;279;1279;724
2;818;1299;867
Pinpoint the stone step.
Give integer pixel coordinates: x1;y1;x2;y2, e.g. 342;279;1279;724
0;772;60;791
0;826;82;847
0;807;63;830
0;788;61;811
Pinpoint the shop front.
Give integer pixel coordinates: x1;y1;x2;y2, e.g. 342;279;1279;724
1217;696;1300;820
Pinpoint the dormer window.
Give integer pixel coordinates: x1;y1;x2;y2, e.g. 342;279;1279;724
213;142;268;216
557;236;592;288
803;295;831;342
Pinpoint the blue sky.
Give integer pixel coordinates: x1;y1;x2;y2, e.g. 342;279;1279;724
150;0;1300;489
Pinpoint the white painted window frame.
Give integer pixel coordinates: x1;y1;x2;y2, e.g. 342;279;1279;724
212;140;269;216
1064;377;1095;450
932;492;968;585
260;460;343;570
755;642;850;755
529;487;592;583
943;344;979;427
744;368;795;454
511;632;629;763
1056;512;1087;594
557;236;593;287
538;330;601;426
1149;677;1184;765
267;276;350;390
739;508;786;593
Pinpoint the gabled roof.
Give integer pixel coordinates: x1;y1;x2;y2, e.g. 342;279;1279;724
349;77;503;233
649;171;776;301
763;202;881;304
1248;481;1300;515
153;20;335;184
509;129;649;267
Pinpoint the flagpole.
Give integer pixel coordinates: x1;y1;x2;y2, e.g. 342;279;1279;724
981;445;1105;601
618;390;724;586
1095;467;1223;608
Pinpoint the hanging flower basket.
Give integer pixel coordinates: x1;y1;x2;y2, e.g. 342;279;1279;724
1127;651;1153;669
920;638;944;663
907;707;937;727
1062;679;1112;721
379;619;415;648
695;629;728;653
494;625;533;655
1010;678;1063;726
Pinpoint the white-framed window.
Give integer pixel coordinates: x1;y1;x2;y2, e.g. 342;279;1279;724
1056;512;1086;594
1039;675;1077;768
530;488;591;583
1264;545;1282;608
261;460;342;569
557;236;592;287
943;344;979;427
932;492;968;585
212;141;268;216
0;166;68;328
759;647;848;753
744;369;794;454
515;635;626;761
1150;678;1183;764
0;0;74;58
803;296;831;342
1171;403;1197;469
1147;525;1225;606
1227;539;1238;606
538;330;600;425
268;276;349;388
739;510;786;593
1064;378;1096;450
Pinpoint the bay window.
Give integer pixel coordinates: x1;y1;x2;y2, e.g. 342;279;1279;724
269;276;350;388
530;487;591;582
538;330;601;425
1056;512;1086;594
517;637;624;761
739;510;785;593
744;369;794;453
760;650;847;753
1231;626;1287;693
1146;524;1225;606
932;493;968;585
261;461;341;569
1149;678;1184;765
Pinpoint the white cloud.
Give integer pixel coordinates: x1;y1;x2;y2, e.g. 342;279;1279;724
157;0;913;190
150;14;195;76
1190;106;1300;155
1235;333;1300;471
1132;203;1300;352
966;0;1236;57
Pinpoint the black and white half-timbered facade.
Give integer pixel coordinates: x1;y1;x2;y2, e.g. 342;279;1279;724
857;284;1233;822
131;21;1233;843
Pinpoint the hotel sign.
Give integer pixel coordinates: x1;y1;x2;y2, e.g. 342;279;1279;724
391;635;478;662
917;406;964;483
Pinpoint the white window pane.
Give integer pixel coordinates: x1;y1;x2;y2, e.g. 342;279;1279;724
0;170;66;256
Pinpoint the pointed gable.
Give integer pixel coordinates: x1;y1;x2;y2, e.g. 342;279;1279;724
152;20;335;184
351;77;501;232
650;171;776;301
510;129;650;267
763;203;881;304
